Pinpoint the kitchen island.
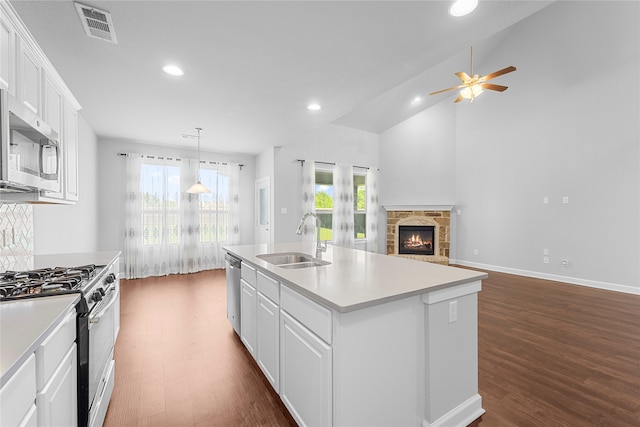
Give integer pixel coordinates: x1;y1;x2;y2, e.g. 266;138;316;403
224;242;487;427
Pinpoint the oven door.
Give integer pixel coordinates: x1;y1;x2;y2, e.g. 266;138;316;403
88;284;117;413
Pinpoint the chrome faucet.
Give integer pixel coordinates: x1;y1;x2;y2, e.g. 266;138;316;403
296;212;327;258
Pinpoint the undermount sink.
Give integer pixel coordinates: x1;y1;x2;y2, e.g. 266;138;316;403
256;252;331;268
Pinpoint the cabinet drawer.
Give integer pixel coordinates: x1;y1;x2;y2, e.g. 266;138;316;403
241;263;256;286
281;285;332;344
257;271;279;304
0;353;36;427
36;309;76;390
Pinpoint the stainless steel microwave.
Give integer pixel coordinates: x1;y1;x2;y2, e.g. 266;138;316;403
0;89;61;193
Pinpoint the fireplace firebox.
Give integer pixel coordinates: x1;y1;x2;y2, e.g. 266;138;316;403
398;225;435;256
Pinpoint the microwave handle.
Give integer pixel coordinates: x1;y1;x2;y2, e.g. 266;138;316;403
39;139;59;179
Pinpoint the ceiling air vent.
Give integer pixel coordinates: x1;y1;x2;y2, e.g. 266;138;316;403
74;2;118;44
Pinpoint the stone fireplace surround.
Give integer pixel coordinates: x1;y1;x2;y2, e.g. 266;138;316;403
385;205;453;265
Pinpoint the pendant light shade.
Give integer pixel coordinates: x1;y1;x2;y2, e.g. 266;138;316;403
187;127;211;194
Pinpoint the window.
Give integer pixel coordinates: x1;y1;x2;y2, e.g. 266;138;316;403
314;166;367;241
315;168;333;241
140;162;181;246
198;166;231;243
354;172;367;239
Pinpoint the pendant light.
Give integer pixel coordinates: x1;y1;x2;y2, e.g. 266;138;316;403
186;127;211;194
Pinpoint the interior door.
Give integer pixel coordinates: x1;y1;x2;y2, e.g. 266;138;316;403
255;177;271;244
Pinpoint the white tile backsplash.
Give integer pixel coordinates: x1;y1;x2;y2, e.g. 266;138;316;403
0;203;34;271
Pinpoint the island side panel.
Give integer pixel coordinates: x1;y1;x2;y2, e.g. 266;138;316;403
422;281;484;427
332;295;424;427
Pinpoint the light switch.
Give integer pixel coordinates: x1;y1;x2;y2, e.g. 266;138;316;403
281;207;287;214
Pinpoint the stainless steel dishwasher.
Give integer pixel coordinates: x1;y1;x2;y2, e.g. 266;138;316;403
225;252;241;335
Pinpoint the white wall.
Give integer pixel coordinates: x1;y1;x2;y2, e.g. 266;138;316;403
96;138;256;256
33;115;99;254
379;1;640;293
269;124;379;244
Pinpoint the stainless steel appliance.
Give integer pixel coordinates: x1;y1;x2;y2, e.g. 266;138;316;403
0;262;119;427
225;252;241;335
0;89;61;193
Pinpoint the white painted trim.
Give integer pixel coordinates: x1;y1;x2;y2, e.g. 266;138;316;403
422;394;484;427
383;205;455;212
422;280;482;305
455;260;640;295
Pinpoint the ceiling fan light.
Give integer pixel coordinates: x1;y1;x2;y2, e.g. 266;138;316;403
186;181;211;194
460;84;483;100
449;0;478;17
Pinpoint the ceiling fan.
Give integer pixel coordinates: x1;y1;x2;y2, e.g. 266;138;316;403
429;47;516;103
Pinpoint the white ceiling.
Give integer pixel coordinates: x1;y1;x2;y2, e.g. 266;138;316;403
11;0;553;155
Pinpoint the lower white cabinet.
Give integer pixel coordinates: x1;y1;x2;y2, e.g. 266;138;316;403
36;344;77;427
280;310;332;427
240;278;257;357
0;354;36;427
256;292;279;392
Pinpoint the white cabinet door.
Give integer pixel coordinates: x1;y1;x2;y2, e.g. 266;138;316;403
257;292;279;392
0;354;36;427
17;37;40;115
280;310;332;427
62;100;79;201
240;279;257;357
43;73;62;135
36;343;77;427
0;11;16;94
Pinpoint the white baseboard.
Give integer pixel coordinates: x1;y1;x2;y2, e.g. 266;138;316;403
452;259;640;295
422;394;484;427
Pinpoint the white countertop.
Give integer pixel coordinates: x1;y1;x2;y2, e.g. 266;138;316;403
0;293;79;386
0;251;121;387
224;243;487;312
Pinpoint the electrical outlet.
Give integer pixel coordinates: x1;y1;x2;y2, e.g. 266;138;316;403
473;249;478;256
543;248;549;256
543;196;549;205
562;196;569;204
543;256;549;264
449;301;458;323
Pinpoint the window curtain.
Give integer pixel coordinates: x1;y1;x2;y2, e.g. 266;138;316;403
366;167;379;253
300;160;316;242
124;155;241;279
332;164;354;248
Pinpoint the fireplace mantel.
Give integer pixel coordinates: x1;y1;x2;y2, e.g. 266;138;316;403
384;205;454;212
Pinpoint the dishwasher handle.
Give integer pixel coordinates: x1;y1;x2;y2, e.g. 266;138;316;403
225;253;242;269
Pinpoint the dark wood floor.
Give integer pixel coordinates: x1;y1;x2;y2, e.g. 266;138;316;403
104;268;640;427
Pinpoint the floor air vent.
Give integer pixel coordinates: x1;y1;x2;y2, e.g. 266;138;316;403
74;2;118;44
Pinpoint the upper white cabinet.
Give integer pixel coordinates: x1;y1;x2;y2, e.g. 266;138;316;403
17;38;40;116
0;10;15;94
0;1;82;204
62;100;79;201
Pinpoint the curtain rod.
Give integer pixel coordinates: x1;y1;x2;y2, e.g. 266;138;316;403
295;159;377;171
117;152;245;170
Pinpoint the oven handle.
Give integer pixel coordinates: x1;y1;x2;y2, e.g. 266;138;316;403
89;285;119;324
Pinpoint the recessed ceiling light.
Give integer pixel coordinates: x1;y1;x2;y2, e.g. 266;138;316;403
411;96;422;105
307;103;322;111
163;65;184;76
449;0;478;17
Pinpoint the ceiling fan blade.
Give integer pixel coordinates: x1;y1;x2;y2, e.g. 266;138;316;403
455;71;471;82
454;94;464;103
481;83;509;92
482;66;516;81
429;85;464;96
